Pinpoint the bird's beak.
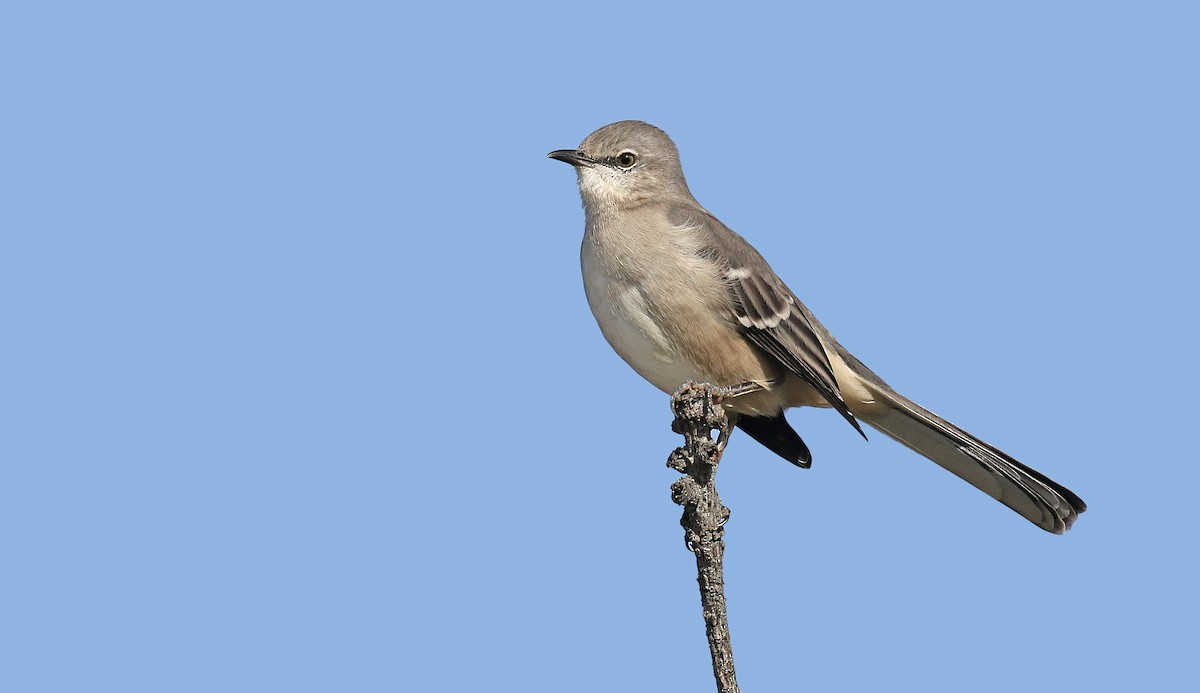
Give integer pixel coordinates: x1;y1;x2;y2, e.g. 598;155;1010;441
547;149;595;168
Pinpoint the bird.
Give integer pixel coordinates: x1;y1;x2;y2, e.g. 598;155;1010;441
548;120;1085;533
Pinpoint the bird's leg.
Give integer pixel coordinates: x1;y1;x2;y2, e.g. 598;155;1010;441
711;382;762;454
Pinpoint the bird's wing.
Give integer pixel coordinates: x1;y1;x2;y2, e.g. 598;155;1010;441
670;205;865;437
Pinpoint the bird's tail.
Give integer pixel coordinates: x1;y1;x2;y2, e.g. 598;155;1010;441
850;371;1086;533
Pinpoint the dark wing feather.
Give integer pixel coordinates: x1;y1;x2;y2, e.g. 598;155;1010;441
671;205;865;437
731;272;865;438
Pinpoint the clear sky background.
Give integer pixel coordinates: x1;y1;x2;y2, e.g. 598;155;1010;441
3;2;1197;691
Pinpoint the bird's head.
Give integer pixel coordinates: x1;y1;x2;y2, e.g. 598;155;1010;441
549;120;691;209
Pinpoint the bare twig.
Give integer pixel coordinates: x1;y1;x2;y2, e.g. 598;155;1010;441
668;382;740;693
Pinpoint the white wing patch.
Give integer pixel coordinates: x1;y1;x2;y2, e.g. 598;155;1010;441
730;269;794;329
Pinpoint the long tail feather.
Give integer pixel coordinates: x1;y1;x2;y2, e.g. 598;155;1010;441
857;378;1086;533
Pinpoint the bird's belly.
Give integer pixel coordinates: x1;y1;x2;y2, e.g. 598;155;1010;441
585;273;701;394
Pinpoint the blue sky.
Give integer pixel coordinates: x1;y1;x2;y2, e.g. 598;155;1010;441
3;2;1197;691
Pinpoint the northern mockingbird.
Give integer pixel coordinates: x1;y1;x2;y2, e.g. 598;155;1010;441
549;120;1086;533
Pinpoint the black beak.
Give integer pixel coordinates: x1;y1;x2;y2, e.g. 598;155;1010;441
547;149;594;167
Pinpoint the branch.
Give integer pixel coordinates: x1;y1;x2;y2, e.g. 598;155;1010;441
668;382;740;693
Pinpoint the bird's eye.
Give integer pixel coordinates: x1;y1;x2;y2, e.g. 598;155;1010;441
615;152;638;169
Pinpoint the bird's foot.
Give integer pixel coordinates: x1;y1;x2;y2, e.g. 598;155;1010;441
712;381;764;402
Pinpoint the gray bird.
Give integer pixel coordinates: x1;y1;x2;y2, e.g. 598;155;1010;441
549;121;1087;534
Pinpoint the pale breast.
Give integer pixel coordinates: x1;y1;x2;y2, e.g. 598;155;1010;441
579;219;786;408
580;238;701;393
